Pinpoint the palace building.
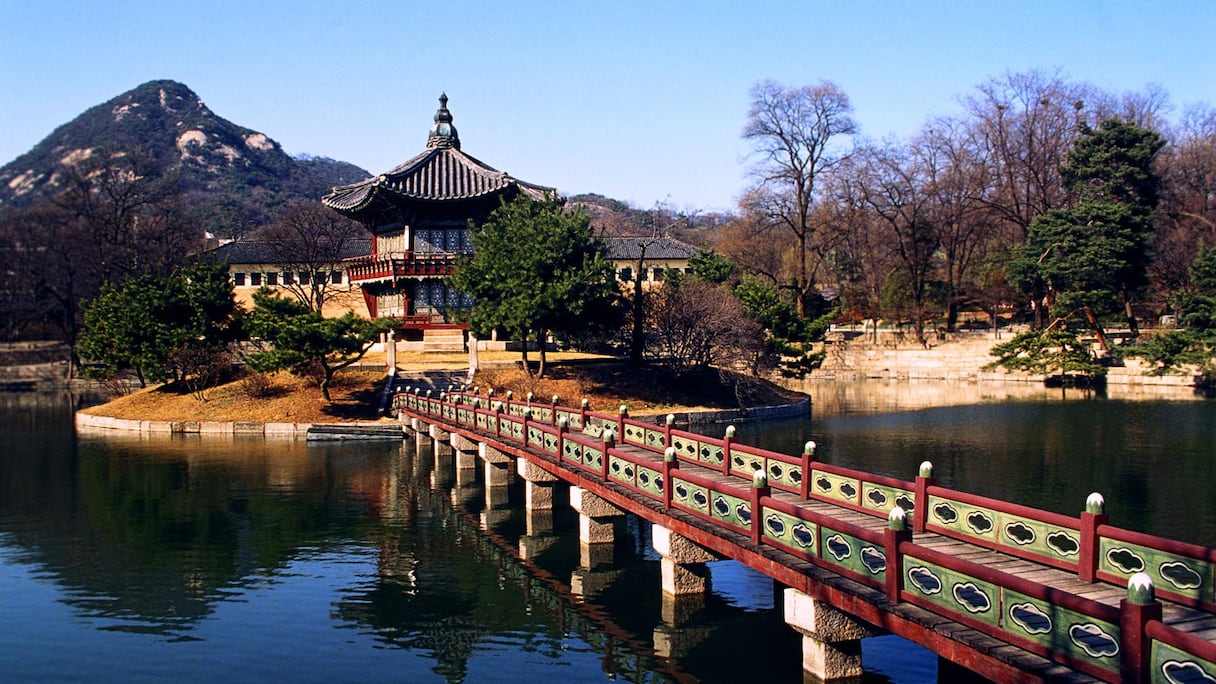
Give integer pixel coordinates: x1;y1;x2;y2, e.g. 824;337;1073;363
321;94;553;349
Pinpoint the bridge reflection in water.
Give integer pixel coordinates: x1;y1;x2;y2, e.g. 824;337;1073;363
397;386;1216;683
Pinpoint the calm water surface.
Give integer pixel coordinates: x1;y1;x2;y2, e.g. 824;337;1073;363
1;385;1212;682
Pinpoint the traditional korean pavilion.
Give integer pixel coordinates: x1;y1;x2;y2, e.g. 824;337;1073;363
321;94;552;343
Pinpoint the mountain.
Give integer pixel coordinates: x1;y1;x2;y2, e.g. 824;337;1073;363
0;80;369;235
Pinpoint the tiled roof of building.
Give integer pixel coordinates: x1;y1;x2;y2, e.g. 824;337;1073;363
602;236;698;261
321;94;552;215
198;239;372;265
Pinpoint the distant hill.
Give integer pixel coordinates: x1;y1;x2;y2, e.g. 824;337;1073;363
0;80;369;236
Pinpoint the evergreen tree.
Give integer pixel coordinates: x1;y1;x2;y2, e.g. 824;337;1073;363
244;289;393;402
449;195;620;378
1008;119;1164;342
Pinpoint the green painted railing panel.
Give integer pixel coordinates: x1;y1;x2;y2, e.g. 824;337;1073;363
708;489;752;531
671;475;710;516
1151;638;1216;684
608;454;634;487
635;464;663;498
764;460;803;493
642;427;666;450
1002;587;1122;675
527;426;545;450
562;440;585;466
905;558;1001;628
670;436;725;467
1099;538;1213;604
810;469;861;507
926;494;1001;544
860;483;916;516
819;526;885;584
729;451;764;480
761;508;818;557
621;423;647;448
555;408;583;429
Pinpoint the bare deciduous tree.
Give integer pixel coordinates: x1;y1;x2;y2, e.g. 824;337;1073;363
742;79;857;317
260;201;369;313
647;279;762;374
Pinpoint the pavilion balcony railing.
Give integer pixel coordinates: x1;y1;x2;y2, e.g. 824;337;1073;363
344;250;471;282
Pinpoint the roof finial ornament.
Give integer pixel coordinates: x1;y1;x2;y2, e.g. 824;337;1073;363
427;92;460;150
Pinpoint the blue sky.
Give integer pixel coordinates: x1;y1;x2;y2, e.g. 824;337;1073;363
2;1;1213;212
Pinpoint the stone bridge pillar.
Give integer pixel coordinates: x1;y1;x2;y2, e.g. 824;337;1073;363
516;457;560;560
569;486;624;595
449;433;478;486
516;458;558;511
569;487;622;546
479;442;513;510
783;588;879;681
652;525;721;596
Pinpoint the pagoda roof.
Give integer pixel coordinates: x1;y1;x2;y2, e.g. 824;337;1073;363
322;94;553;216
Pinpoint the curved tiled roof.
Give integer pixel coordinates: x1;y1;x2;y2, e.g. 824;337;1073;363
321;94;552;216
322;146;550;212
602;236;698;261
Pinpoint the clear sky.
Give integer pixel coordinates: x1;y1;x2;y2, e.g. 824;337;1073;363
2;1;1213;212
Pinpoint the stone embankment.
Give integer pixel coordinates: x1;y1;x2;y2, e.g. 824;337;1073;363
799;329;1198;396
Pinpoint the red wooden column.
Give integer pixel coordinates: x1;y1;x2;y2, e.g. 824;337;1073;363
884;506;913;603
750;470;771;547
662;447;678;509
722;425;735;475
799;441;816;500
1119;573;1162;684
1079;492;1108;583
913;461;935;533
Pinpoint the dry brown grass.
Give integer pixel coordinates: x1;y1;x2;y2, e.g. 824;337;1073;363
81;355;803;423
81;370;388;423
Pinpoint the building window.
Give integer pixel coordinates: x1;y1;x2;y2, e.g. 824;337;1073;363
619;267;633;282
282;271;294;285
233;272;246;286
250;272;262;286
298;271;310;285
331;270;343;284
266;272;278;286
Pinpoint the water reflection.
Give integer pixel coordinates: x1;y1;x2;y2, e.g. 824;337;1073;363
1;394;818;683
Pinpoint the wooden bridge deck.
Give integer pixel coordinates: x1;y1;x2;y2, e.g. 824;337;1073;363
397;390;1216;683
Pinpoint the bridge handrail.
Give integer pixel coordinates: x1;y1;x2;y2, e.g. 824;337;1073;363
403;390;1216;609
1146;619;1216;680
900;540;1122;680
399;393;1216;682
1095;523;1216;611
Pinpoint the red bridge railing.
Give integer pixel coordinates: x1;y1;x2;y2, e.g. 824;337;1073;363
394;386;1216;683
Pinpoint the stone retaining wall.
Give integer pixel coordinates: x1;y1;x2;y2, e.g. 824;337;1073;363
75;412;318;437
815;331;1198;391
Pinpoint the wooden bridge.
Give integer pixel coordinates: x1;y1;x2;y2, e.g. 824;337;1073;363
394;386;1216;682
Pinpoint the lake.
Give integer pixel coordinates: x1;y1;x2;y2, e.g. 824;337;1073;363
1;383;1211;682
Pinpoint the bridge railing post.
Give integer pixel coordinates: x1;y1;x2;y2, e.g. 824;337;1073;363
1119;573;1162;684
493;400;503;438
601;428;615;481
913;461;934;533
799;441;816;500
1079;492;1108;583
884;506;912;603
722;425;735;476
751;470;771;547
663;447;677;509
580;398;589;431
558;416;568;463
664;413;674;450
521;406;530;446
617;405;628;443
